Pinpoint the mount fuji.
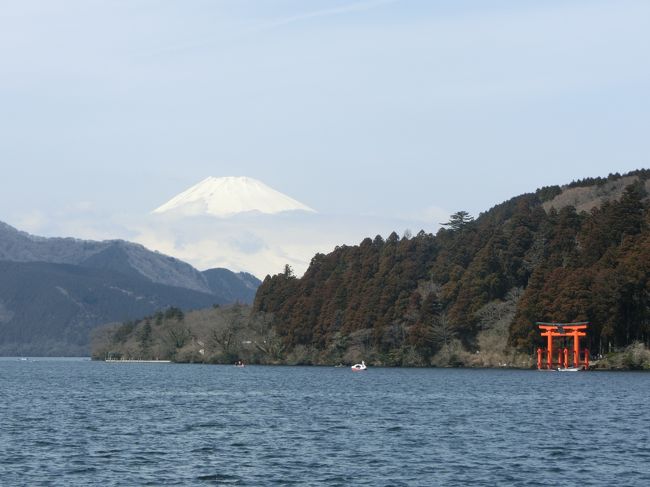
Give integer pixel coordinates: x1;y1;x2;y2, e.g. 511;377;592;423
135;175;430;278
141;176;323;277
153;176;315;217
7;175;440;281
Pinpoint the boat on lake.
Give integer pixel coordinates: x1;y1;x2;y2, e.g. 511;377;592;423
351;361;367;372
557;367;582;372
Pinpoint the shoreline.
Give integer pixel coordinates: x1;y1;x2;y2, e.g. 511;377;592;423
4;355;647;371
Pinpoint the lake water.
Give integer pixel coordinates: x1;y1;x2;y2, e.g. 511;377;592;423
1;359;649;486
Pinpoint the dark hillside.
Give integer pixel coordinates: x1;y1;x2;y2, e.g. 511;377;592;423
202;268;261;304
0;221;261;355
0;260;220;356
254;170;650;366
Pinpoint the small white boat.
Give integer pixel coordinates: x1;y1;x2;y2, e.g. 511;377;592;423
351;361;367;372
557;367;581;372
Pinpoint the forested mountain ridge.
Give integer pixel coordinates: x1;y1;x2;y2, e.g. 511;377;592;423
0;221;261;356
0;260;220;356
0;221;263;295
0;221;211;293
253;170;650;366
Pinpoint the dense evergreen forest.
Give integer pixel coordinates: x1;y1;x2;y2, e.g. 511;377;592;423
94;170;650;368
253;170;650;367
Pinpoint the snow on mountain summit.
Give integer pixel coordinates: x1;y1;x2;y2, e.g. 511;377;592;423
152;176;316;217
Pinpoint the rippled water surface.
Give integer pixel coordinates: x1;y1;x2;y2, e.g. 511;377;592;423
1;359;649;486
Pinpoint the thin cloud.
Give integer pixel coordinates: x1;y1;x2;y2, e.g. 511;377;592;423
264;0;400;30
136;0;399;59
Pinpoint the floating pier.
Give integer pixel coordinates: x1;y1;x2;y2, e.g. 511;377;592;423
105;358;171;363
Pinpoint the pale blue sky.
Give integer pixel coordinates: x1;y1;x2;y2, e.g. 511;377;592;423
1;0;649;237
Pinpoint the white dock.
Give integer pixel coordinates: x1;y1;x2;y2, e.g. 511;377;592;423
105;359;171;363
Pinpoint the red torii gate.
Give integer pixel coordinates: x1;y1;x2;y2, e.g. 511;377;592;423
537;322;590;370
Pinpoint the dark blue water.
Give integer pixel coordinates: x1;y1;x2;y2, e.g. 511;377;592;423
1;359;649;486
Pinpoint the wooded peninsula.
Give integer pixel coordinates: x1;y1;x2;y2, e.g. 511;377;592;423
93;170;650;370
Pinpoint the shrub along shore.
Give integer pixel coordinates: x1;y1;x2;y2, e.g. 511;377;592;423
92;305;649;370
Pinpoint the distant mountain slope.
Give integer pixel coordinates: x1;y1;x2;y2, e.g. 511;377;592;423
0;220;262;355
253;169;650;366
0;221;212;293
0;260;220;356
202;268;261;304
542;174;650;213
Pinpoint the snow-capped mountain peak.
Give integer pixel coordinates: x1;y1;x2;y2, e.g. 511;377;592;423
152;176;316;217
